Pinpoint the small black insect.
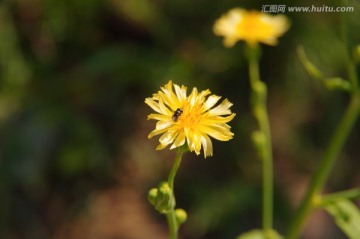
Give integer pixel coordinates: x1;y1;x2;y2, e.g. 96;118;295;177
172;108;183;122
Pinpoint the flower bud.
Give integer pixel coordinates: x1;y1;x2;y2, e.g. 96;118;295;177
175;208;187;225
148;188;158;205
148;182;173;214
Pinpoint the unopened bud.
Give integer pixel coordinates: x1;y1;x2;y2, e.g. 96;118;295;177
148;182;173;214
175;208;187;225
148;188;158;205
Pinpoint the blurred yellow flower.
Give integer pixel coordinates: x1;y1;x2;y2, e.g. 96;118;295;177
213;8;290;47
145;81;235;158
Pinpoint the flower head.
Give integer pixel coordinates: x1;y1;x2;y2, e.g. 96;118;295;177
145;81;235;158
213;8;290;47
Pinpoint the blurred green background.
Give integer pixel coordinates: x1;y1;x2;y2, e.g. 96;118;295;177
0;0;359;238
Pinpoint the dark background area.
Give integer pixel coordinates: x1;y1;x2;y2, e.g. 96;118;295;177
0;0;360;238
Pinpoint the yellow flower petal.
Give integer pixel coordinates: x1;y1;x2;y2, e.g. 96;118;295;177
147;113;169;121
186;130;202;155
145;98;162;114
204;114;236;124
156;143;168;151
148;128;168;139
209;99;233;115
202;94;221;112
170;132;186;149
159;129;178;146
198;124;234;141
155;120;173;131
174;84;187;102
200;133;213;158
157;97;172;115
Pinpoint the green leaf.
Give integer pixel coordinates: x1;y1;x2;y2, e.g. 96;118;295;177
297;46;353;92
297;46;323;80
236;229;283;239
325;199;360;239
324;77;351;91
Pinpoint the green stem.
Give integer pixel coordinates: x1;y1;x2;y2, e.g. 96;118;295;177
166;147;186;239
287;2;360;237
340;0;358;91
247;45;273;235
286;93;360;239
166;211;178;239
320;188;360;207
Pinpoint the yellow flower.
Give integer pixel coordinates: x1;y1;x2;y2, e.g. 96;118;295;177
145;81;235;158
213;8;290;47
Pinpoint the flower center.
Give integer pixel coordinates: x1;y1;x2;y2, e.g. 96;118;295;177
236;12;273;42
178;103;202;130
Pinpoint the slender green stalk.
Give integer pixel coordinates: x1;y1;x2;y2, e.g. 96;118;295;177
320;188;360;207
286;2;360;237
166;208;178;239
286;92;360;239
247;45;273;235
168;148;184;189
166;147;186;239
340;0;358;91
